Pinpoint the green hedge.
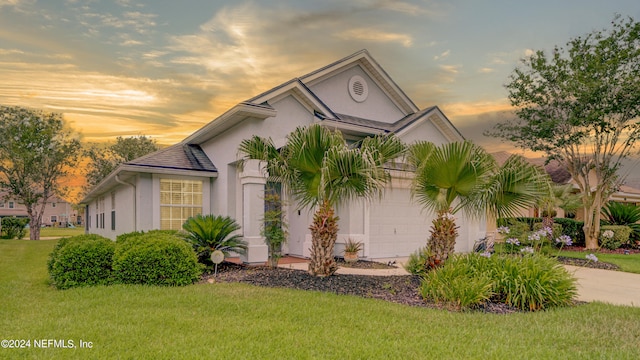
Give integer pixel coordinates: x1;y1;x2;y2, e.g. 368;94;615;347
500;217;586;247
553;218;585;246
496;217;542;230
113;232;202;286
47;234;115;289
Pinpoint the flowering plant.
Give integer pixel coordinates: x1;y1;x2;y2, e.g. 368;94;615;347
602;230;614;240
496;226;510;235
520;246;534;254
526;227;553;251
585;253;598;263
503;237;521;254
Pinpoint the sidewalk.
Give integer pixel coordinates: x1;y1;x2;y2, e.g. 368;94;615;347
279;257;640;308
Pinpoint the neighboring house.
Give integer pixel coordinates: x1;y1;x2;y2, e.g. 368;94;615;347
489;151;640;227
0;191;80;227
80;50;487;263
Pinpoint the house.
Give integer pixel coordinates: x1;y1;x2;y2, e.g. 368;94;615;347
0;191;80;227
80;50;487;263
488;151;640;234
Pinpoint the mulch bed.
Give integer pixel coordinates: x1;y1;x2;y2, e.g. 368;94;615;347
201;252;621;313
202;260;520;314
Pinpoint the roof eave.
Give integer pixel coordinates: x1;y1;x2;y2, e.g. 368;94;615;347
79;164;217;204
319;119;386;136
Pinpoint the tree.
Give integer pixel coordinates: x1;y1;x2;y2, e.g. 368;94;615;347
407;141;548;265
537;184;582;227
239;124;405;276
0;106;81;240
488;15;640;249
84;135;158;189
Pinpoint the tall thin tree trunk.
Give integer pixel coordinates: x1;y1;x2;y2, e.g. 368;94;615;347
584;192;602;249
308;200;339;276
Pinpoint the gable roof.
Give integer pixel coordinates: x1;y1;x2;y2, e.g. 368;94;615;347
82;49;465;204
247;50;418;116
243;50;462;141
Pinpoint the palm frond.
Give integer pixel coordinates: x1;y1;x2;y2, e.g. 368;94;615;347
237;135;283;181
478;155;549;219
410;141;495;215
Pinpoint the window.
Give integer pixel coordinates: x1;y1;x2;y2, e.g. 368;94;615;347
8;201;14;209
0;202;4;208
51;215;57;223
51;202;56;208
111;211;115;230
160;179;203;230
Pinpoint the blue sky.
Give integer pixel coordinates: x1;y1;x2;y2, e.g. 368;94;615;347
1;0;639;150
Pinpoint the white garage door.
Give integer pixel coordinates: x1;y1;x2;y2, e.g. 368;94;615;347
368;187;434;258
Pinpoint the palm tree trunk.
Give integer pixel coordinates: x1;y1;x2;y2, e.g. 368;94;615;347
427;210;459;266
308;200;339;276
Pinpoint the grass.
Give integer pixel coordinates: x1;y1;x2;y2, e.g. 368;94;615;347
1;240;640;359
558;250;640;274
24;227;85;239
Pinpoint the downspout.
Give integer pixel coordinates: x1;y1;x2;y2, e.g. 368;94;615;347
115;174;137;231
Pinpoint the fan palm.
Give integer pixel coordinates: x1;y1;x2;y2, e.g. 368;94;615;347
537;183;581;227
181;214;247;265
239;124;405;276
407;141;549;265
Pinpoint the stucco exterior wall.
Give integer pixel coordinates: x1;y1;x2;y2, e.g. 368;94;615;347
308;65;406;123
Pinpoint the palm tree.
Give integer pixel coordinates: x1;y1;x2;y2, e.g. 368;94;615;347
239;124;405;276
181;214;247;265
407;141;549;266
537;183;581;227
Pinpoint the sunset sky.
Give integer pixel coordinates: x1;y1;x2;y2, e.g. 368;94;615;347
1;0;639;153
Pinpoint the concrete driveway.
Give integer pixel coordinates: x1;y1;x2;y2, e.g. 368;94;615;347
564;265;640;307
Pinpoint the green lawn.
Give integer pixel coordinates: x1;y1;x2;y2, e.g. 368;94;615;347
1;240;640;359
24;227;85;239
558;250;640;274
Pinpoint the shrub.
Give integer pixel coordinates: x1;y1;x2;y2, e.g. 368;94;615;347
554;218;585;246
419;253;578;311
404;247;431;276
498;221;530;242
1;217;29;239
113;232;202;286
491;254;577;311
533;223;563;239
47;234;114;289
599;225;632;250
116;229;180;244
497;217;542;231
601;202;640;241
420;254;494;310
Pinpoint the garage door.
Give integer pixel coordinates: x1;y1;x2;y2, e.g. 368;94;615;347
368;187;434;258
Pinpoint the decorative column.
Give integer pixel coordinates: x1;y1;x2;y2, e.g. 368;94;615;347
239;159;269;264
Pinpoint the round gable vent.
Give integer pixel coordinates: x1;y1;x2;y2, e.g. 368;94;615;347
348;75;368;102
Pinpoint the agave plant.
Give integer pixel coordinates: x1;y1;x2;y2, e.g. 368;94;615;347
181;214;247;265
